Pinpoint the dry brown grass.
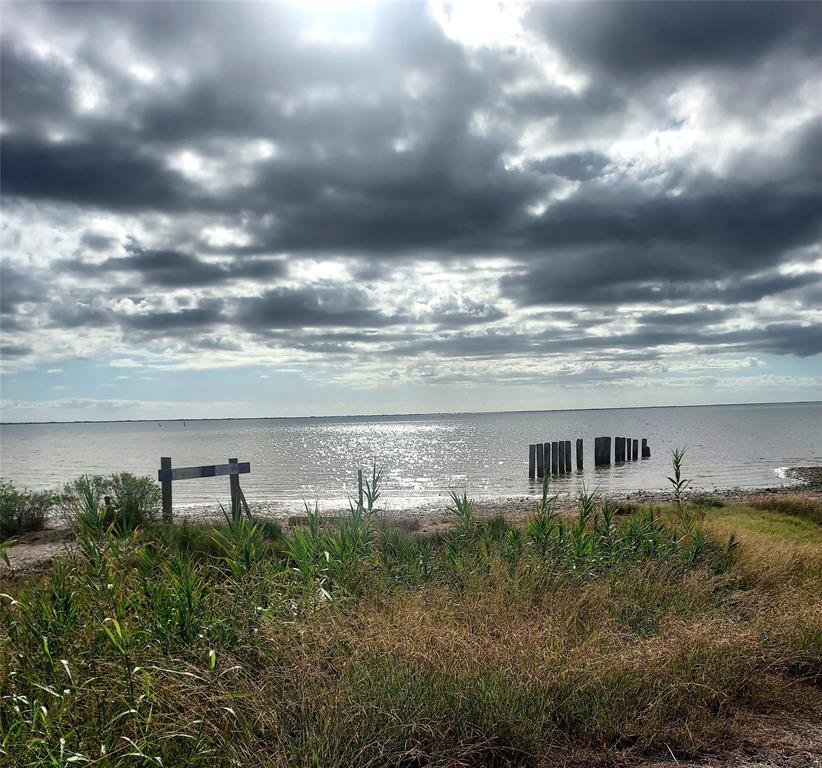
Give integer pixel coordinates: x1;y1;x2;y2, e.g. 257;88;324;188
1;499;820;767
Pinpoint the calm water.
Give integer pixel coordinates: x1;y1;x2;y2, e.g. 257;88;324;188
1;403;820;513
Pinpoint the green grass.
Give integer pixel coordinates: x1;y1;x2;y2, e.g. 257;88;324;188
1;485;820;767
706;504;822;545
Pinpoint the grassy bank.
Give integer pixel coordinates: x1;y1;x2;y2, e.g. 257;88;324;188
1;484;821;766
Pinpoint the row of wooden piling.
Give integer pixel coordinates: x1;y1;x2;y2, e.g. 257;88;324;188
529;437;651;478
528;439;583;479
594;437;651;467
594;436;651;466
595;436;649;464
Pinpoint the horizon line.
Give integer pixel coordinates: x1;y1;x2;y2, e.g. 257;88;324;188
1;398;820;427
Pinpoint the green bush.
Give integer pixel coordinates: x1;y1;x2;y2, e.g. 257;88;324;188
0;479;57;536
61;473;161;535
107;472;162;531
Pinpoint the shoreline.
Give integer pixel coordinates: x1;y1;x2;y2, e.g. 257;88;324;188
166;465;822;524
3;466;820;573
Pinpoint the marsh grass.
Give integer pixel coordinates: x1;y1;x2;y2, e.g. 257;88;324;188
1;477;821;766
747;495;822;526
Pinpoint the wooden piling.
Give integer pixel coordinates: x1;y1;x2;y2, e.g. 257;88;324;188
543;443;551;477
594;437;601;466
564;440;572;473
536;442;545;478
528;445;536;480
614;437;622;463
551;441;559;475
641;438;650;459
603;436;611;465
558;441;565;474
576;438;583;471
160;456;172;523
228;458;241;517
632;439;639;461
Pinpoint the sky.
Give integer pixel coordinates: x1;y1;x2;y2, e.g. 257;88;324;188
1;0;821;422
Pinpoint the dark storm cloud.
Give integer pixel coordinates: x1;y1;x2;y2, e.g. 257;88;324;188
236;286;402;331
381;320;821;361
47;303;111;330
528;1;822;77
116;300;224;333
0;37;75;131
79;232;119;252
0;135;201;211
0;265;46;315
0;1;543;248
60;244;286;288
1;0;820;370
0;343;33;358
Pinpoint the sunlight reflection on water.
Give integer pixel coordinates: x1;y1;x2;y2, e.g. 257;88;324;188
1;403;820;513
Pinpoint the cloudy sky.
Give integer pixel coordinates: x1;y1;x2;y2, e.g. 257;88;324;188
1;1;821;422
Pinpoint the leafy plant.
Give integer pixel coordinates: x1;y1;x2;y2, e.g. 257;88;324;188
0;479;57;535
667;448;690;511
61;473;160;535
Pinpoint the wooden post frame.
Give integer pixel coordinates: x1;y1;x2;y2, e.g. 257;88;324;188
576;438;583;471
160;456;172;524
157;457;251;523
536;442;545;479
529;445;536;480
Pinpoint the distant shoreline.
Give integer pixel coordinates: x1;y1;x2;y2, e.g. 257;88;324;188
1;398;820;426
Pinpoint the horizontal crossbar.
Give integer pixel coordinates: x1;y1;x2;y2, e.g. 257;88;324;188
158;462;251;482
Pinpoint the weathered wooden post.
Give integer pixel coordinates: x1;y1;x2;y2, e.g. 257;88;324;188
564;440;572;473
536;442;545;479
228;458;241;514
642;438;650;459
160;456;172;523
543;443;551;477
632;439;639;461
576;438;583;471
551;441;559;475
594;437;601;465
614;437;621;463
529;445;536;480
558;441;565;475
601;436;611;465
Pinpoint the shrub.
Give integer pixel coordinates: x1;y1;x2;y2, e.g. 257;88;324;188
61;473;160;535
252;516;285;541
107;472;161;531
0;479;57;536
